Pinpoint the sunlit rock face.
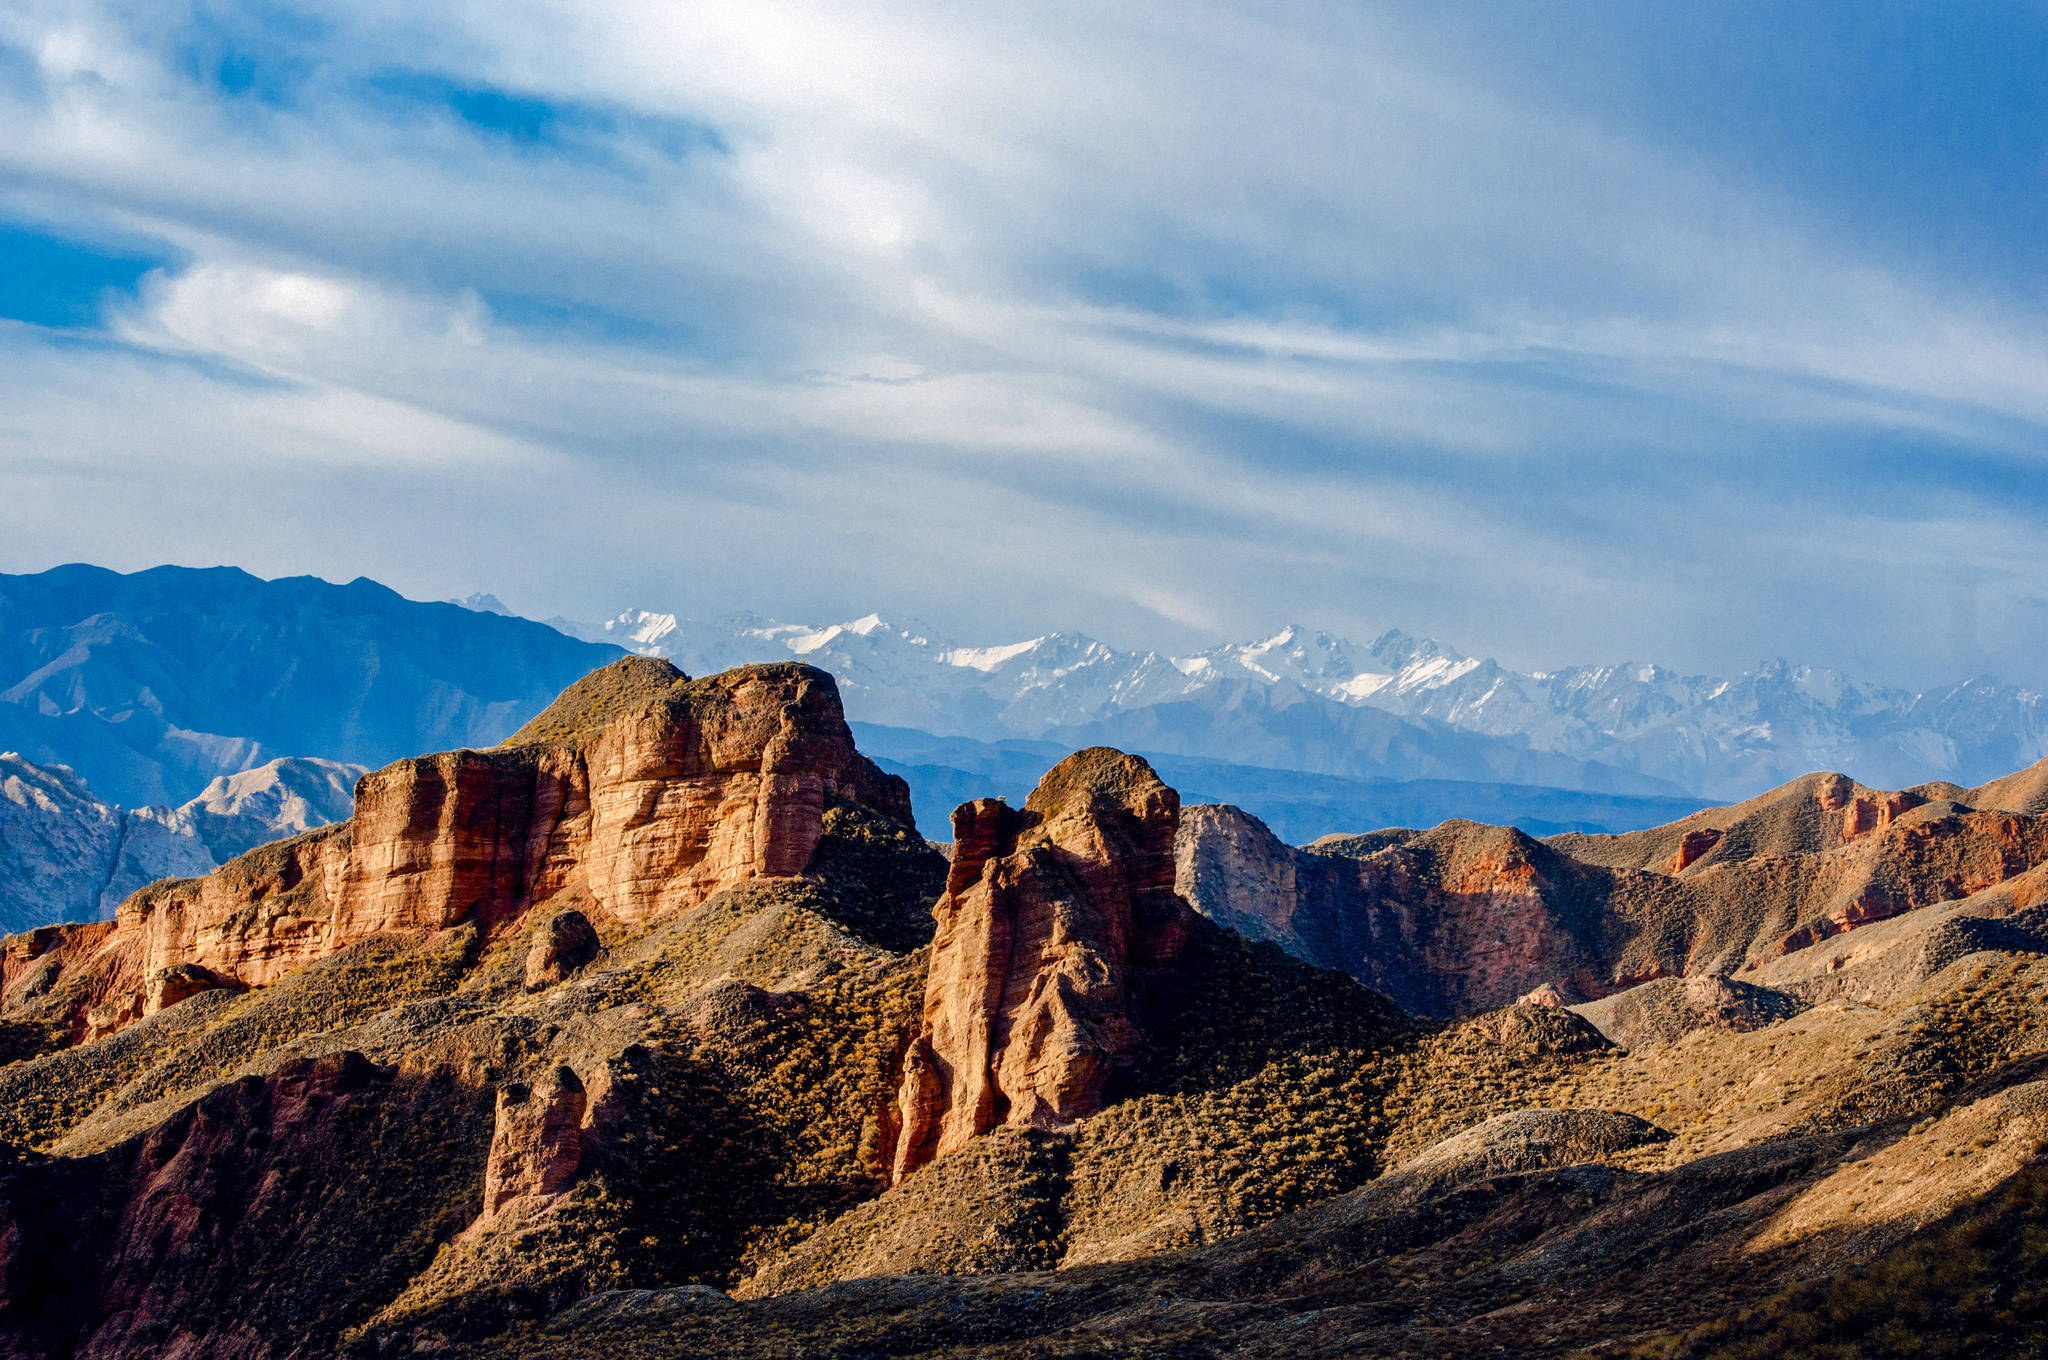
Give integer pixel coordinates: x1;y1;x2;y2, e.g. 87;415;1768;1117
3;658;914;1044
893;748;1190;1181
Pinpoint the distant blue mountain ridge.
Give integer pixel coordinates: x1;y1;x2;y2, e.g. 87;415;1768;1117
849;723;1705;843
0;564;624;808
0;566;1716;924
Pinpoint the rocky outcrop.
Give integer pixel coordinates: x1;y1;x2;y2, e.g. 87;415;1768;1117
524;909;601;991
1180;771;2048;1014
1667;828;1721;874
3;659;913;1044
1176;804;1636;1015
1839;788;1924;839
472;1066;588;1230
891;749;1191;1181
143;962;227;1014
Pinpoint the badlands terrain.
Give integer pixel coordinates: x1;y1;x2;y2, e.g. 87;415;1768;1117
0;655;2045;1357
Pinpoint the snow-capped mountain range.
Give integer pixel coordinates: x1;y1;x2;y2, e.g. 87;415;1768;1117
0;754;361;933
550;610;2047;799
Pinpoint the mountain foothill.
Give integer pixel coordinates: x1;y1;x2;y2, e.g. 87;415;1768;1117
2;568;2048;1357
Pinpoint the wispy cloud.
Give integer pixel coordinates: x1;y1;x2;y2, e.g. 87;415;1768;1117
1;1;2045;686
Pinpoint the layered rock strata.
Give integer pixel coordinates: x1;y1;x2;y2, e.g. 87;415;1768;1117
1179;772;2048;1015
892;748;1191;1181
2;659;912;1043
1175;805;1627;1015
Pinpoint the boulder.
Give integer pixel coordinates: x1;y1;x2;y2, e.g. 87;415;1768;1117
524;909;601;991
144;962;227;1014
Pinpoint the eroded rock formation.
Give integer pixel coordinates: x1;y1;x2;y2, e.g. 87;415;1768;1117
473;1066;588;1230
3;658;912;1044
1667;828;1721;874
525;909;601;991
1180;773;2048;1015
892;748;1191;1181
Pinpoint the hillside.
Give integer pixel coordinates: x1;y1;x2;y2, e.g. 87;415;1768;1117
3;660;2048;1358
0;564;622;808
1180;761;2048;1014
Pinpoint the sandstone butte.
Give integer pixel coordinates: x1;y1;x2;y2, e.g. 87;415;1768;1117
0;657;913;1045
892;747;1192;1181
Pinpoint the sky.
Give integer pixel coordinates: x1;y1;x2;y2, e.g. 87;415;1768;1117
1;1;2045;688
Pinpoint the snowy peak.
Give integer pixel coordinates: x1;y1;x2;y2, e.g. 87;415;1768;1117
1198;624;1365;686
550;606;2048;799
0;753;363;932
940;638;1046;672
1366;628;1468;672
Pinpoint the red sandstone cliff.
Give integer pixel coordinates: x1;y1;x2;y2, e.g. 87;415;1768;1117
1178;769;2048;1014
1175;807;1627;1015
2;658;912;1044
891;748;1191;1181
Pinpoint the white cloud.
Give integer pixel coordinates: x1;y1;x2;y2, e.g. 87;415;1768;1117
0;1;2044;685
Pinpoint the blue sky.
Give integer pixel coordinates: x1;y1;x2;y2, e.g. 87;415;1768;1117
1;1;2044;688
